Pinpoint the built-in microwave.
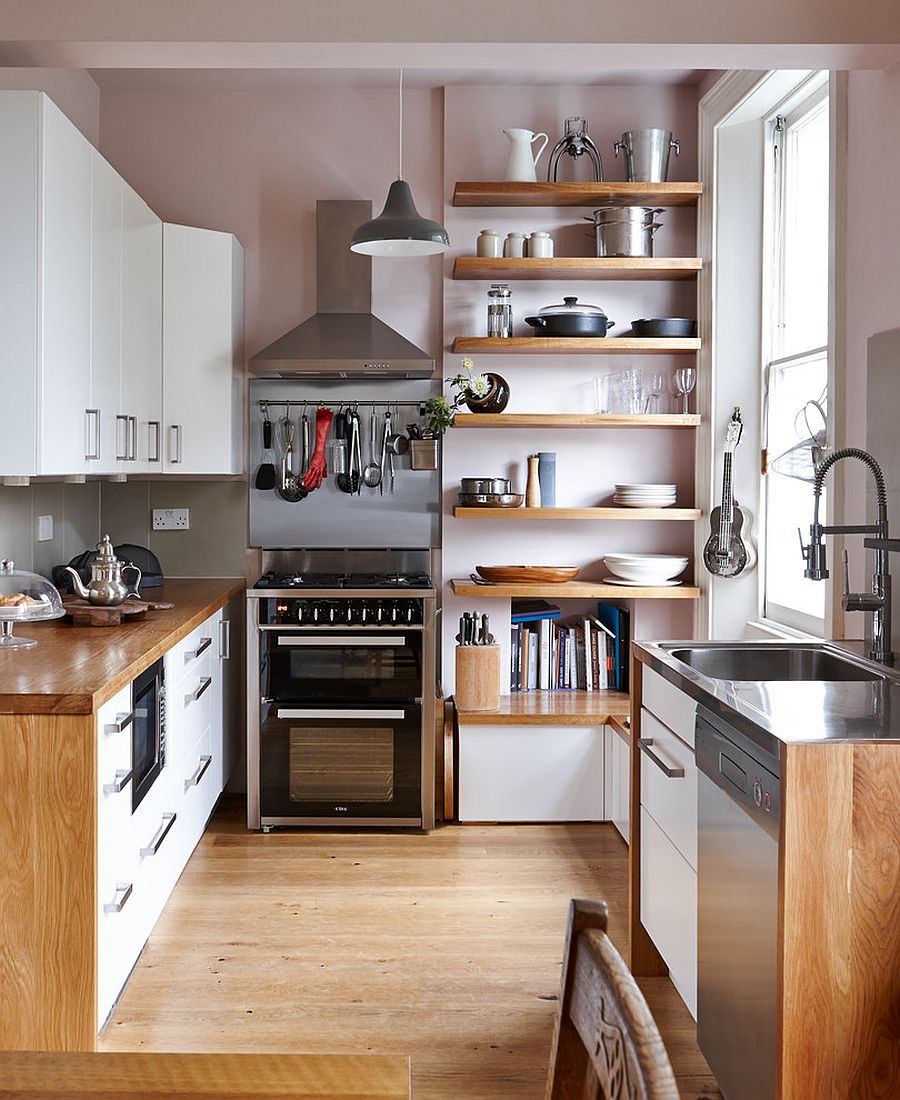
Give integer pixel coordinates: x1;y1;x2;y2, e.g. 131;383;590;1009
131;657;166;812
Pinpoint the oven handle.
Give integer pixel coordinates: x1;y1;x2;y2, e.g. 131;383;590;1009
276;708;405;720
275;635;406;647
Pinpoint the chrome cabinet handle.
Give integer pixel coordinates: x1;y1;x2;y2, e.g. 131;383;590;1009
169;424;183;464
102;768;133;795
141;812;176;857
219;618;231;660
186;636;213;661
104;711;134;735
276;635;403;647
638;737;685;779
115;415;130;461
84;408;100;461
103;882;133;914
185;754;212;791
276;708;405;719
185;676;213;704
148;420;161;463
127;415;138;461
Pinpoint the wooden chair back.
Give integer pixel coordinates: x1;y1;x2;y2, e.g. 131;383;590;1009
546;898;679;1100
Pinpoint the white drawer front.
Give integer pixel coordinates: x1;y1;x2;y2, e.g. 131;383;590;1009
639;709;697;870
166;651;213;770
180;725;215;845
640;807;697;1019
97;683;133;780
642;665;697;749
133;775;185;942
458;725;605;822
164;614;217;692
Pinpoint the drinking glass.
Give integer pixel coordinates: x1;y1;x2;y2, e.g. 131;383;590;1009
618;368;644;415
673;367;696;414
644;371;664;414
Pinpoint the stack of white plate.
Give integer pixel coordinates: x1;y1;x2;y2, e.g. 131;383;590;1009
603;552;689;587
613;483;677;508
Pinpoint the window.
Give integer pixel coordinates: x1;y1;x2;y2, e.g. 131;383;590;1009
761;83;830;635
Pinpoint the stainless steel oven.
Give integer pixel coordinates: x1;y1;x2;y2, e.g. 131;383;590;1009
131;656;166;812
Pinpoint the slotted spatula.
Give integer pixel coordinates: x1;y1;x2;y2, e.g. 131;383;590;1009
255;412;277;490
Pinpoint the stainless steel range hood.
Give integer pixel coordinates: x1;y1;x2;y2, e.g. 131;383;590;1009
249;200;435;379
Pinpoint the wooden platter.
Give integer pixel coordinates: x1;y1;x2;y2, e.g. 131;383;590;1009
474;565;580;584
62;597;175;627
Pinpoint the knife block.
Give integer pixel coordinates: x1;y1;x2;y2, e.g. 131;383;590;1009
455;644;501;713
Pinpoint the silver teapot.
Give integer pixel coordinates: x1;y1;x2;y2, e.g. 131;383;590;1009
65;535;142;606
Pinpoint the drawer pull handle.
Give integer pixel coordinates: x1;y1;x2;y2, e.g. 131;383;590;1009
186;676;213;705
186;636;213;661
219;618;231;660
102;768;133;795
638;737;685;779
103;882;133;914
104;711;134;735
276;708;405;720
185;754;213;791
141;812;176;857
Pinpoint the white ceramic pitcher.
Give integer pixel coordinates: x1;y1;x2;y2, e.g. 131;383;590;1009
502;128;549;182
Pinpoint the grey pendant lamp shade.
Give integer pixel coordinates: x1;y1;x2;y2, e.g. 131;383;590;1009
350;70;449;257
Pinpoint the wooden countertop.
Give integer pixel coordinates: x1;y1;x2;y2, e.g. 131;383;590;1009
0;578;245;716
0;1051;411;1098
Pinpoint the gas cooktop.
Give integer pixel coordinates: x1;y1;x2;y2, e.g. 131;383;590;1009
252;570;433;591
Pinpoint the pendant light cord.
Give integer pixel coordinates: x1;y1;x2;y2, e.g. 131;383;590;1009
398;67;404;181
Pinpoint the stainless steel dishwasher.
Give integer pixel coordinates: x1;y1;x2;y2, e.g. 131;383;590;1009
695;707;780;1100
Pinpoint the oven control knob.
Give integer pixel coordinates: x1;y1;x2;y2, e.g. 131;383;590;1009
345;603;354;624
390;602;400;623
328;604;336;624
375;604;384;623
406;604;414;623
753;779;762;807
312;604;320;624
295;602;305;624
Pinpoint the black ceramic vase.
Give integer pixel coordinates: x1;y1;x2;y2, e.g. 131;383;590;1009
464;372;510;414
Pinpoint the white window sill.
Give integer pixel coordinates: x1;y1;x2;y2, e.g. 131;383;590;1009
746;618;826;642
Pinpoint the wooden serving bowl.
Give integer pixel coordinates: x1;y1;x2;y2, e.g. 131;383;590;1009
475;565;580;584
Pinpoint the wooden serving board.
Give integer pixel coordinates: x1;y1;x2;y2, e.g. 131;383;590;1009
475;564;580;584
62;598;175;627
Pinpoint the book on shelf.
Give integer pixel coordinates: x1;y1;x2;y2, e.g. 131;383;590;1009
510;599;561;624
508;612;624;694
596;603;631;693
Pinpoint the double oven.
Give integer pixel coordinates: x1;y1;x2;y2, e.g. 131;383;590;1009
247;571;436;830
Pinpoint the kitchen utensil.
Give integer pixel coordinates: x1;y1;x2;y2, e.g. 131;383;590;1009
525;232;554;258
54;542;163;593
0;559;65;649
475;565;580;584
388;444;395;495
476;229;503;257
524;296;614;338
674;367;697;414
379;411;390;495
502;127;549;182
538;452;556;507
255;410;277;490
347;409;361;494
487;283;513;338
65;535;142;607
460;477;512;495
525;455;540;506
503;232;526;258
456;492;524;508
410;438;439;470
479;614;490;646
363;412;382;488
334;410;351;493
455;642;501;712
614;128;680;182
386;407;410;456
547;116;603;182
632;318;696;338
301;409;311;476
585;207;663;258
277;416;308;502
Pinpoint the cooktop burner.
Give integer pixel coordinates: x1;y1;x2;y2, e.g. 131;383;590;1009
253;571;433;591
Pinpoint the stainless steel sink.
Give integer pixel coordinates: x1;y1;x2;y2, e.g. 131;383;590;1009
663;644;886;682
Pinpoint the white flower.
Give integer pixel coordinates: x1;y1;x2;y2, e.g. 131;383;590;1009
466;373;490;397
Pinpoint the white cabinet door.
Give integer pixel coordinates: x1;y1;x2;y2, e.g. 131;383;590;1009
40;97;93;476
90;151;124;474
163;225;243;474
604;726;630;843
122;184;163;472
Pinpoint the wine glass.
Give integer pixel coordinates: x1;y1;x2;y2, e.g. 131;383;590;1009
673;367;696;414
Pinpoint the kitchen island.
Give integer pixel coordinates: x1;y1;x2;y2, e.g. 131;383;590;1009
628;639;900;1100
0;578;244;1052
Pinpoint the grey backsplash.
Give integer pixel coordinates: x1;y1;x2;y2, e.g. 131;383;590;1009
0;480;248;580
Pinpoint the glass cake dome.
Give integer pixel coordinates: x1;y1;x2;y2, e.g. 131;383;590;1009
0;559;65;649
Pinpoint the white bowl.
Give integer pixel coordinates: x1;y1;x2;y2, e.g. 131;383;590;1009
603;554;689;582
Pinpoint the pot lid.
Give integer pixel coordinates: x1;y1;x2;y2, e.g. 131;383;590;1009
535;296;608;317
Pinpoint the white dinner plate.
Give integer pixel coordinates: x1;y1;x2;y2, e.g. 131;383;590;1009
606;577;683;587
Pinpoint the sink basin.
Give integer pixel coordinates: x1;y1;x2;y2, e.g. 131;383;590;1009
664;645;886;682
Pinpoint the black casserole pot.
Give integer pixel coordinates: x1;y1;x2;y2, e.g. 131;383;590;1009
525;296;614;337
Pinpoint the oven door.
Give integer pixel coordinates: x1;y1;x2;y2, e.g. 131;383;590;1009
259;702;422;825
262;629;422;704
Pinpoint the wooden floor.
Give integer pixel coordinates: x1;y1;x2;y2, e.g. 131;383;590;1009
101;798;720;1100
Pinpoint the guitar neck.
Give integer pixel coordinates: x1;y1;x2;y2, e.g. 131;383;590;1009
718;453;734;545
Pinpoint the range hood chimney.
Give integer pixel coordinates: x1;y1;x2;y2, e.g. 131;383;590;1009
249;200;435;379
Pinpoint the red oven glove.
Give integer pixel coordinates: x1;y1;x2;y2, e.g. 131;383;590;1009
301;406;334;491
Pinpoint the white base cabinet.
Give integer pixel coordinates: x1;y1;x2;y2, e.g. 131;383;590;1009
95;606;234;1030
604;726;630;842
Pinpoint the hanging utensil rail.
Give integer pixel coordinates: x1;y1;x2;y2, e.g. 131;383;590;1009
258;400;427;411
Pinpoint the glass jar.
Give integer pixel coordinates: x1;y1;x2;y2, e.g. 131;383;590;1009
487;283;513;338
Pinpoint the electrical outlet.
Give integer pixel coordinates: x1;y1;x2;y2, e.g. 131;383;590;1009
152;508;190;531
36;514;53;542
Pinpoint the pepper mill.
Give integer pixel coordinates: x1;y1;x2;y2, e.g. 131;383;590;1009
525;454;541;507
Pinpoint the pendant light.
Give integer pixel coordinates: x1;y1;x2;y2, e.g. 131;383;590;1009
350;70;449;257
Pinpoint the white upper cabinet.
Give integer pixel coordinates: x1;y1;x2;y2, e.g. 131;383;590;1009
0;92;92;478
163;225;244;475
90;150;124;474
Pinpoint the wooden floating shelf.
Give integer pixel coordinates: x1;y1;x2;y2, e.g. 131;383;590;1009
453;506;701;521
453;413;700;429
455;689;631;727
451;337;700;355
451;579;701;600
452;256;702;281
452;181;703;208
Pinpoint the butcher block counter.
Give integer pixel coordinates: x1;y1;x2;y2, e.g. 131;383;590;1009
0;577;245;1053
0;578;245;714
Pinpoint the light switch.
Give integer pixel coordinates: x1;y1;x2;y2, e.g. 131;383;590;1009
36;515;53;542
